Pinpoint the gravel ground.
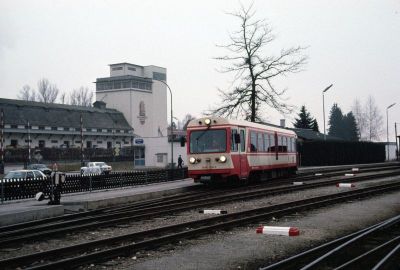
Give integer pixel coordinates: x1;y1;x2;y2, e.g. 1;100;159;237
103;190;400;270
0;176;398;265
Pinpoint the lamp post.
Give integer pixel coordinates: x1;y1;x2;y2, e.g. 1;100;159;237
386;103;396;160
395;122;399;161
322;84;333;140
153;79;174;168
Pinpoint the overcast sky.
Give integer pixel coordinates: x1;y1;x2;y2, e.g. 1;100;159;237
1;0;399;140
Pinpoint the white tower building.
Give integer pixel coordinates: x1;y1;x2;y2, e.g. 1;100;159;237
95;63;169;167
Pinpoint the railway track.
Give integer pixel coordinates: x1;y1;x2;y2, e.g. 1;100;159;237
261;214;400;270
1;180;399;269
0;168;399;247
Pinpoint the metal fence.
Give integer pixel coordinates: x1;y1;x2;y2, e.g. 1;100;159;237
0;168;188;202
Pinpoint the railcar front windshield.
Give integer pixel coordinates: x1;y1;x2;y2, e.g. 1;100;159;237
190;129;227;153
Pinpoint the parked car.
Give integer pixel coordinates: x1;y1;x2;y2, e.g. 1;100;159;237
4;170;46;180
27;164;52;175
80;162;112;175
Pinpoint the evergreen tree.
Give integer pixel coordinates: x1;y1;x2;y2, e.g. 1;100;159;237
328;103;345;138
343;112;359;141
293;105;314;129
311;118;319;132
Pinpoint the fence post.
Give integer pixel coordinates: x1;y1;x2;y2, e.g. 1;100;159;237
1;179;4;204
120;173;123;188
89;175;92;192
145;171;148;185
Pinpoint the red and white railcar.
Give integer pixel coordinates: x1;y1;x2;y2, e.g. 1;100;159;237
186;117;297;183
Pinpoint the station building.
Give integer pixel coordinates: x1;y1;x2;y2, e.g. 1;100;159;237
0;98;134;156
0;62;185;167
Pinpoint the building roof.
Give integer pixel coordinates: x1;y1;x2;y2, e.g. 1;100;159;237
292;128;343;141
0;98;133;130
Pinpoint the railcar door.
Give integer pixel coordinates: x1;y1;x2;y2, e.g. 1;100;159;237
238;127;248;179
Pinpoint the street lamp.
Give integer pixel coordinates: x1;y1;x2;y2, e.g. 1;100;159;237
395;122;400;161
386;103;396;160
153;79;174;168
322;84;333;140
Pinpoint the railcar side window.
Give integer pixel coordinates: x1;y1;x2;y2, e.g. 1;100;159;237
240;130;245;152
257;133;264;152
270;134;275;152
250;131;257;152
292;138;296;152
284;137;288;152
264;133;269;152
288;138;292;152
231;129;238;152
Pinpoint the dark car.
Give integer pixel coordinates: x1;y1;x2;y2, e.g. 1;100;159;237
27;164;52;175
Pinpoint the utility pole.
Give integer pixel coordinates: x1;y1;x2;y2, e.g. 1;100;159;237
386;103;396;161
80;114;84;166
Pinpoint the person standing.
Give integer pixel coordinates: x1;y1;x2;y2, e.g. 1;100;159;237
177;155;183;168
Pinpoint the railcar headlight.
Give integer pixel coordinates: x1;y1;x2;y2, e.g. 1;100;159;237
189;157;197;164
204;118;211;125
218;155;227;163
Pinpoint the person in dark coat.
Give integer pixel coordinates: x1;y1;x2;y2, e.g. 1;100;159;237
177;155;183;168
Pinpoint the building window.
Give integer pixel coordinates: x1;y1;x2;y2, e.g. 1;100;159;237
122;81;131;88
86;141;92;148
157;154;164;163
51;127;57;131
153;72;166;81
128;67;136;71
39;126;45;130
11;140;18;147
97;129;102;132
51;140;58;143
113;81;122;89
75;141;81;144
63;141;70;148
64;127;69;131
97;141;102;144
112;66;123;71
38;140;45;148
11;125;17;129
107;141;112;149
25;139;32;143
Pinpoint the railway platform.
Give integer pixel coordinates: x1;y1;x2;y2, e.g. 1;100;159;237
0;178;198;226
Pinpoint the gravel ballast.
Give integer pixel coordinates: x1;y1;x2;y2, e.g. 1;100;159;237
106;189;400;270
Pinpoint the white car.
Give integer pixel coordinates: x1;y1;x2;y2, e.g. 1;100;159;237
4;170;46;180
80;162;112;175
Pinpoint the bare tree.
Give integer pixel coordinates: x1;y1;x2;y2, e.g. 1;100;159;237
17;85;36;101
70;87;93;107
351;98;366;140
37;78;59;103
59;92;68;104
181;114;196;130
209;3;307;122
364;96;383;141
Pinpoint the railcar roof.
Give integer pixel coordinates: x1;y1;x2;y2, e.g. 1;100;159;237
187;117;296;136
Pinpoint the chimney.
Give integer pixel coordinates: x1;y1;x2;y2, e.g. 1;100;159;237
280;119;286;128
93;101;106;109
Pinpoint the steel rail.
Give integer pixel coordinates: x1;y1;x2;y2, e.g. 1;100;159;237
1;181;400;270
0;169;399;246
